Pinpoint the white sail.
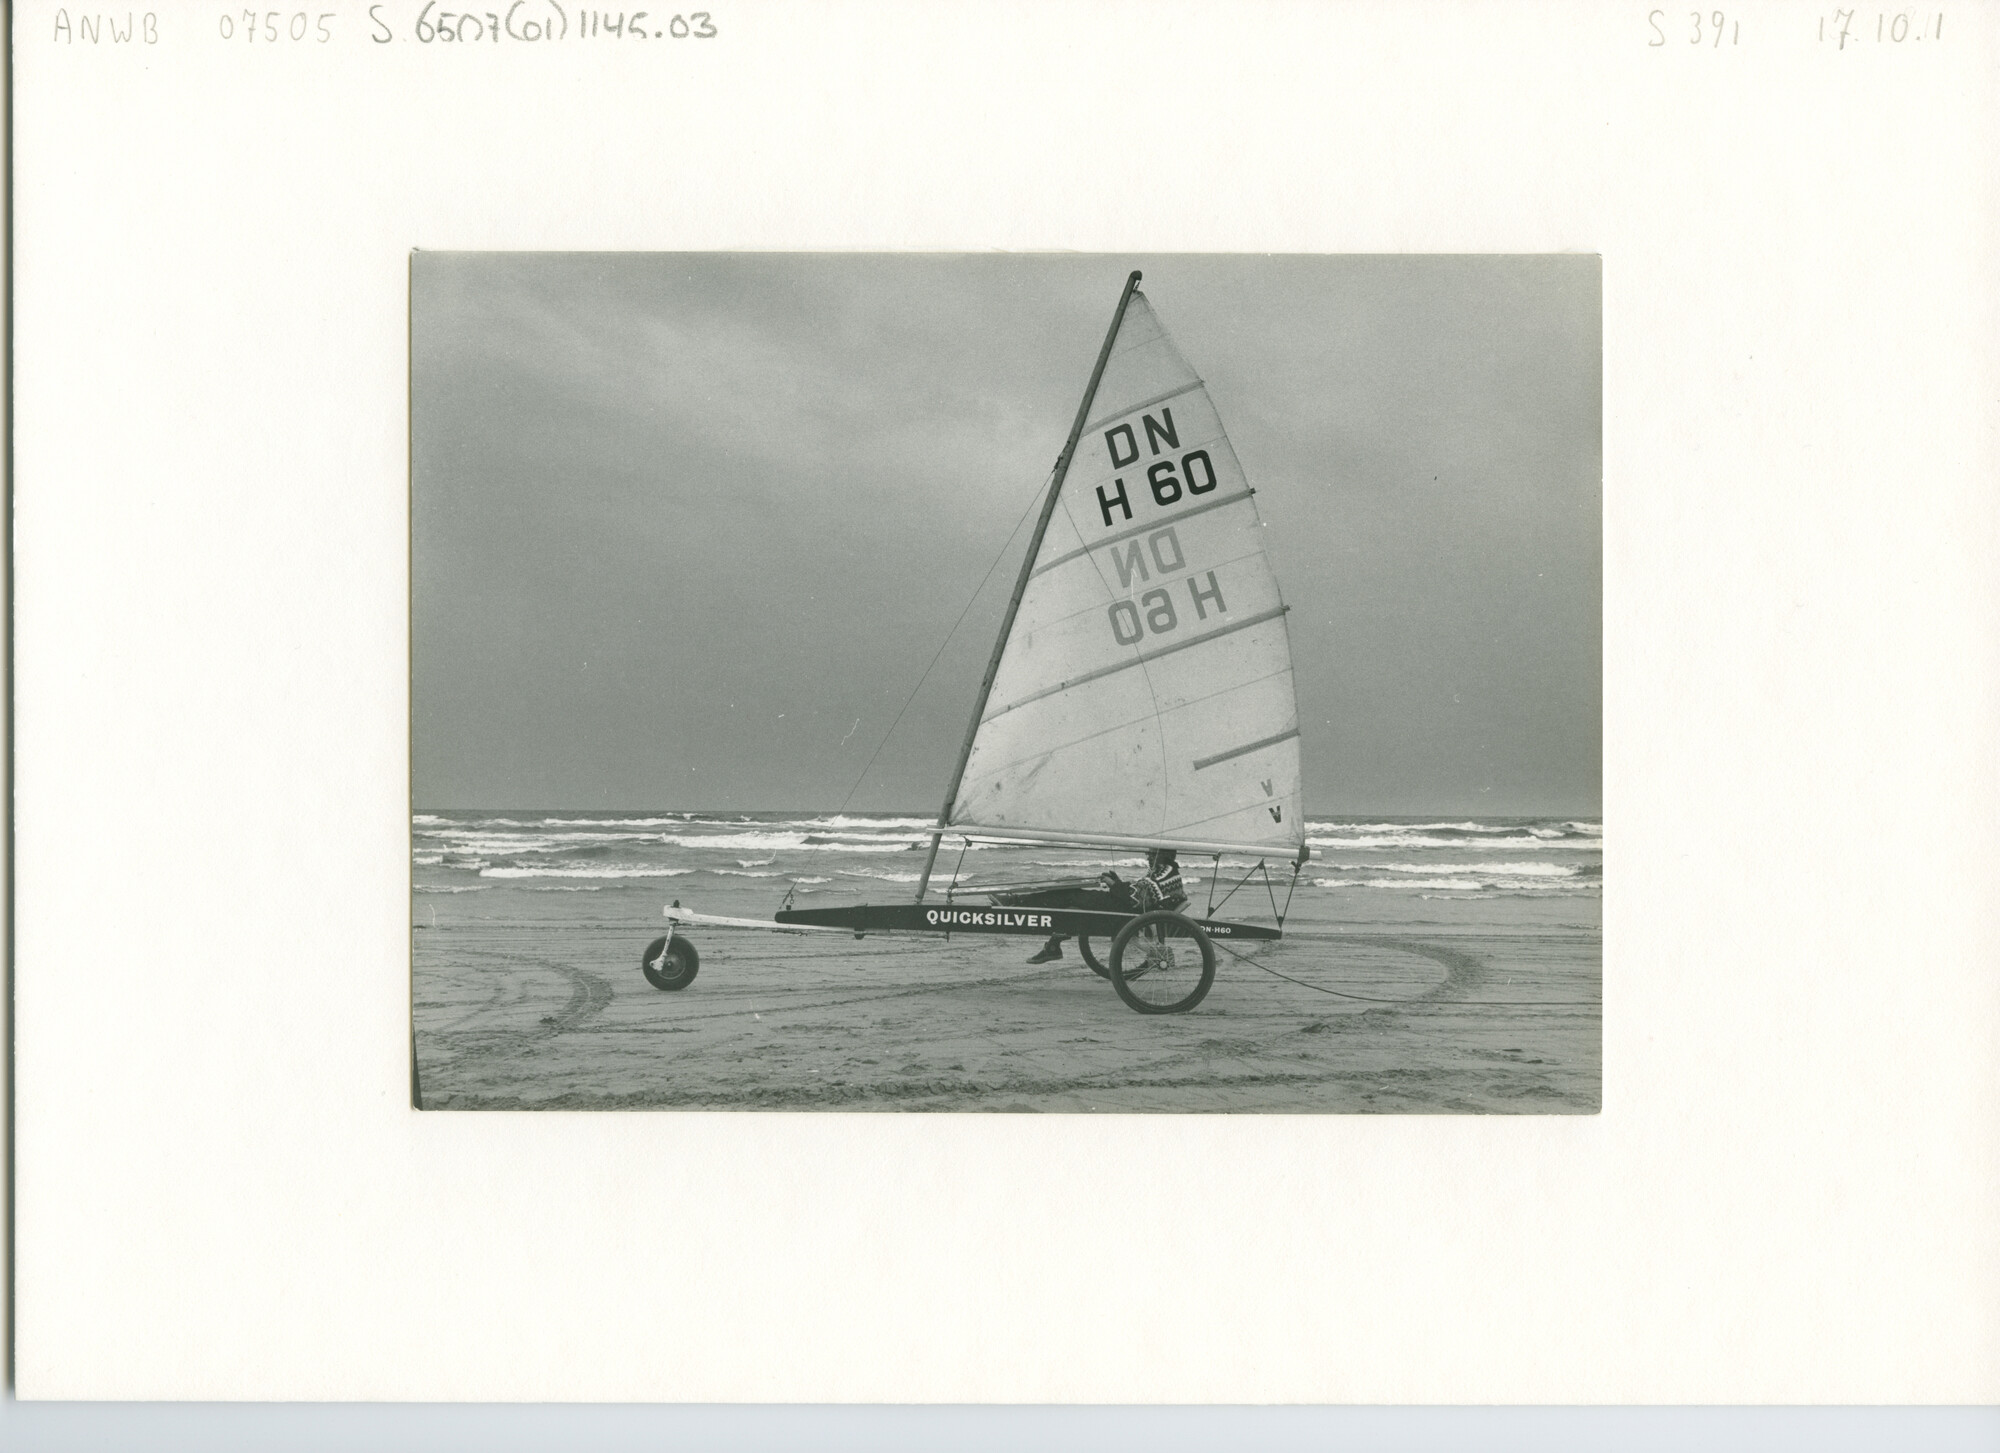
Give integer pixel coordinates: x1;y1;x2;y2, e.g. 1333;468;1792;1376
948;291;1306;857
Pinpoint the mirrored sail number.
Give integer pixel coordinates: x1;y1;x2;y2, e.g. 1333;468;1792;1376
1102;526;1229;646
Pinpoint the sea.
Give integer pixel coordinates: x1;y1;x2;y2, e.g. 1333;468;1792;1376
411;810;1601;931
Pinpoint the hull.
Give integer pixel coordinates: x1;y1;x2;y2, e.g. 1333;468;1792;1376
664;907;846;934
774;902;1281;941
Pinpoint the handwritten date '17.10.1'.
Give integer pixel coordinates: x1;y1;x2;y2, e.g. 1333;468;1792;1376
1818;10;1944;45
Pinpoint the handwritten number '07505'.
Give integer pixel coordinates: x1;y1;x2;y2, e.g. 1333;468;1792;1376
401;3;716;41
219;12;331;40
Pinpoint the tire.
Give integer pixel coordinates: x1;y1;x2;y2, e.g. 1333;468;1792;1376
1077;936;1111;980
641;934;700;991
1108;911;1215;1014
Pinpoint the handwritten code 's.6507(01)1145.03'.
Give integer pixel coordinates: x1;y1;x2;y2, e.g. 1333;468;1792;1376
401;2;716;43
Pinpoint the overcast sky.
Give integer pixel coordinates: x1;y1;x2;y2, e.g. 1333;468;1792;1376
412;253;1599;816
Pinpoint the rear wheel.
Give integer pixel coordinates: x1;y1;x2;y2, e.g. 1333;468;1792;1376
1077;936;1111;980
1108;912;1215;1014
641;934;699;991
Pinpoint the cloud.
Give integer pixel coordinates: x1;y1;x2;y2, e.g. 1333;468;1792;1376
413;254;1601;814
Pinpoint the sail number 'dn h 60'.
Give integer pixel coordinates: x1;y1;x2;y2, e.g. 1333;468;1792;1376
1093;407;1216;525
1092;407;1228;648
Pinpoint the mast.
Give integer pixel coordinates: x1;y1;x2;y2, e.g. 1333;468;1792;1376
914;269;1143;901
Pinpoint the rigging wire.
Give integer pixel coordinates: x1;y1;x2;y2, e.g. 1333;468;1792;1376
944;837;971;901
835;464;1057;814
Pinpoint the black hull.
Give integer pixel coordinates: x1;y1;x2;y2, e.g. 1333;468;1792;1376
773;902;1281;941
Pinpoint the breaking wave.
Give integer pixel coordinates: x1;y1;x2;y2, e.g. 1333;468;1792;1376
480;865;697;879
1355;861;1579;877
1307;833;1597;851
411;812;1600;914
837;867;971;885
661;832;924;853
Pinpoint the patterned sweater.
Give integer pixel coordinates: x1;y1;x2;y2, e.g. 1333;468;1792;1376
1136;858;1188;912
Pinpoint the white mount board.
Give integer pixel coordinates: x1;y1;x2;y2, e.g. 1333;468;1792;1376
12;0;1999;1402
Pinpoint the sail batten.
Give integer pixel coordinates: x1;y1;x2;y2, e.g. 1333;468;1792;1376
945;286;1308;857
1192;728;1303;773
968;666;1297;779
981;604;1292;724
1082;378;1206;435
1030;487;1255;579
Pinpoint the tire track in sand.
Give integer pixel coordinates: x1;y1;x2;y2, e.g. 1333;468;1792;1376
547;962;616;1029
424;955;616;1065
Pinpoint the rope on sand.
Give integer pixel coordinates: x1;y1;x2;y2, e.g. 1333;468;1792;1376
1211;936;1601;1009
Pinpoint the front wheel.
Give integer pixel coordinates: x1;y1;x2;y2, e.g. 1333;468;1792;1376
1077;936;1111;980
1108;911;1215;1014
641;934;699;991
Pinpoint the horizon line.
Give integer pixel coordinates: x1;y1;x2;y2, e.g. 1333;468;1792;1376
412;805;1606;819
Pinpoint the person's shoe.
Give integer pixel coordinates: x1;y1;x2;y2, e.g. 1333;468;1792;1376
1027;939;1063;964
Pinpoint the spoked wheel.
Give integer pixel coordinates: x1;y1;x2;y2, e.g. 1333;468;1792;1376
1077;936;1111;980
640;934;700;991
1108;911;1215;1014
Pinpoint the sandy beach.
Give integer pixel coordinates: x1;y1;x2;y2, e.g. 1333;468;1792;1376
412;859;1600;1112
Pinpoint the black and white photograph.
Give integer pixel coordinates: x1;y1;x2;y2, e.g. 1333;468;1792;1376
411;253;1602;1111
